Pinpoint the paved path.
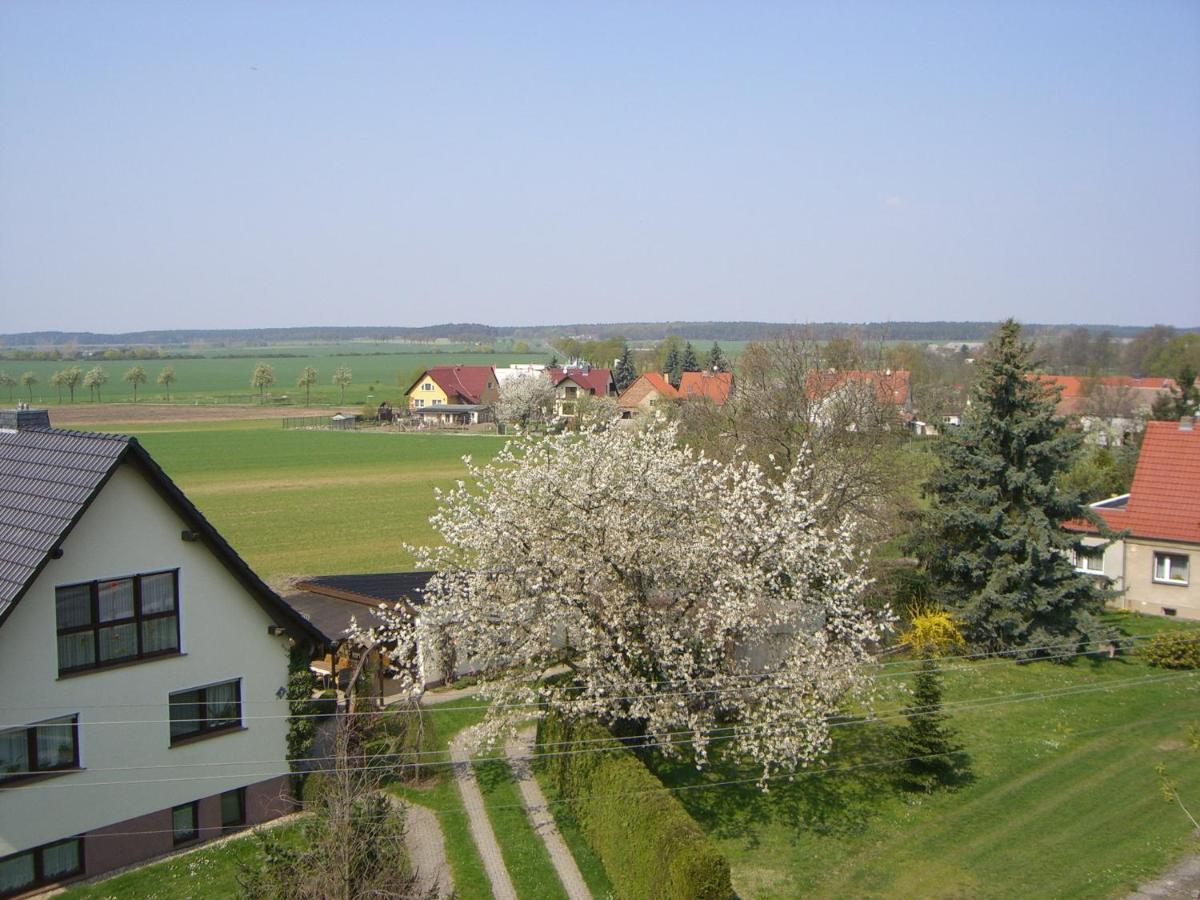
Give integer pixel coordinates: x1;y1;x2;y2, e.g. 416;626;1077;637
506;726;593;900
1129;849;1200;899
394;797;454;900
450;732;518;900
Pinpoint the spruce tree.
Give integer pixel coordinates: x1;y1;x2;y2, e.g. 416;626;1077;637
916;319;1111;653
895;656;963;792
614;345;637;393
706;341;730;373
664;346;682;387
681;342;701;373
1150;363;1198;421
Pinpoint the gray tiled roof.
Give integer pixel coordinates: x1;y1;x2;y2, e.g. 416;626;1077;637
0;427;132;617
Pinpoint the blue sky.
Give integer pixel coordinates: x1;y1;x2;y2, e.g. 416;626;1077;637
1;1;1197;332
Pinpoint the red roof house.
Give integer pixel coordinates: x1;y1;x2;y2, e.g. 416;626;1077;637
679;371;733;405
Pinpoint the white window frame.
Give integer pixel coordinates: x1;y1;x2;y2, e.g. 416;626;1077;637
1153;552;1189;586
1074;546;1105;575
421;382;434;391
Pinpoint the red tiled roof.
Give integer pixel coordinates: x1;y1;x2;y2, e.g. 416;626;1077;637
806;370;911;406
679;371;733;405
640;373;679;397
420;365;497;404
1068;421;1200;544
546;367;614;396
1039;375;1178;416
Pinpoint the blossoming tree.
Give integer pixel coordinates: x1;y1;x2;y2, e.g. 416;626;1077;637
383;419;888;781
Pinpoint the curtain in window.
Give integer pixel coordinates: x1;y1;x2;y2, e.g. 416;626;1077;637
207;682;239;726
170;690;202;741
56;632;95;671
141;616;178;654
97;579;134;622
97;623;138;662
55;584;92;629
0;854;34;892
35;719;75;770
141;573;176;614
0;729;29;775
40;840;80;879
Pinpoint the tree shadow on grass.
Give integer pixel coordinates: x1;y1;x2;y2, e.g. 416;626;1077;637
643;722;902;847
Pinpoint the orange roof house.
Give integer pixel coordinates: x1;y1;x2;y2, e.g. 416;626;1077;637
1040;375;1177;417
806;369;913;414
617;373;679;418
679;371;733;405
1067;418;1200;619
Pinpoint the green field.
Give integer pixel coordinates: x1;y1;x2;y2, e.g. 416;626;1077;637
89;420;507;581
1;348;551;407
648;613;1200;899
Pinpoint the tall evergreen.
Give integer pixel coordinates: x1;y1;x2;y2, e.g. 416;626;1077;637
915;319;1111;653
706;341;730;373
664;346;682;387
614;345;637;393
894;656;964;792
681;342;701;373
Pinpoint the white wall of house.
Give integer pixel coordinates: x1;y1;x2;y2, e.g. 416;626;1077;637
0;463;293;856
1123;537;1200;620
1075;535;1125;594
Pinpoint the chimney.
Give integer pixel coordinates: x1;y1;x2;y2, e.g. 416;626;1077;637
0;408;52;432
1181;416;1194;432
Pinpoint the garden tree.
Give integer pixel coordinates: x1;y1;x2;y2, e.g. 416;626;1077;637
0;372;15;402
297;366;318;405
251;362;275;401
1124;324;1175;375
1150;364;1198;421
83;366;107;402
404;420;889;782
122;365;147;402
1060;443;1139;504
822;335;863;371
50;370;66;403
494;372;556;430
613;345;637;393
678;331;912;544
914;319;1112;653
332;366;353;403
63;366;82;403
1145;333;1200;379
664;344;682;387
706;341;731;373
681;341;700;373
571;392;619;429
19;371;36;402
156;365;176;400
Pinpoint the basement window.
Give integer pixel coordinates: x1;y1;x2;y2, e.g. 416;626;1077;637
1153;553;1189;586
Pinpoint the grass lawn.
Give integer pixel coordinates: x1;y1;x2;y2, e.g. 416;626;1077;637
83;422;508;580
645;613;1200;899
59;823;303;899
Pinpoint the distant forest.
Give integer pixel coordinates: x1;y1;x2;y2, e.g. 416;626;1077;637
2;320;1190;349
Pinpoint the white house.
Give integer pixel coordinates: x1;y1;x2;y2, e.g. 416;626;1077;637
0;409;323;896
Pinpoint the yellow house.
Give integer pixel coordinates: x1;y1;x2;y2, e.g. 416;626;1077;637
404;366;499;412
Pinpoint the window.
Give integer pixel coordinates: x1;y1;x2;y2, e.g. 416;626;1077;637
220;788;246;830
0;838;82;897
1153;552;1189;585
564;386;578;399
413;398;424;408
1164;607;1178;617
1073;546;1105;574
0;715;79;783
170;679;242;744
172;802;199;845
421;382;434;391
55;571;179;674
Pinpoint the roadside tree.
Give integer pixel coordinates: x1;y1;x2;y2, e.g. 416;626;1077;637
0;372;14;402
83;366;106;402
156;365;176;400
63;366;82;403
251;362;275;401
19;371;36;402
297;366;319;405
913;319;1112;653
122;365;147;402
50;370;66;404
408;420;889;782
332;366;352;404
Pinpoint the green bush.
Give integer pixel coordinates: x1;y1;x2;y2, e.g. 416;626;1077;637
300;772;329;805
1142;631;1200;669
537;713;732;900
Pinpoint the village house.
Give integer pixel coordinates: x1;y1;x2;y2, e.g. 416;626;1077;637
1041;375;1180;446
545;365;615;421
617;373;679;418
678;371;733;405
403;365;500;426
1068;417;1200;620
0;408;324;895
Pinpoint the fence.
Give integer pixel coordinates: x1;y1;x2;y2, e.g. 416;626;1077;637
282;415;362;431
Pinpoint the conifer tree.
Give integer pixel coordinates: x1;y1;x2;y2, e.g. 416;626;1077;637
915;319;1111;653
613;345;637;393
1150;363;1198;421
681;342;700;373
706;341;730;373
895;655;963;792
664;346;682;387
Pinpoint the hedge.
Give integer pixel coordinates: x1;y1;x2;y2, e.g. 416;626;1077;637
537;712;732;900
1142;631;1200;670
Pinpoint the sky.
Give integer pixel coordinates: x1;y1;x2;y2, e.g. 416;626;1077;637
1;1;1198;334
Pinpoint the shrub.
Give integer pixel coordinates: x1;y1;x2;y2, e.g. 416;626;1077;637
1142;631;1200;670
537;713;732;900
